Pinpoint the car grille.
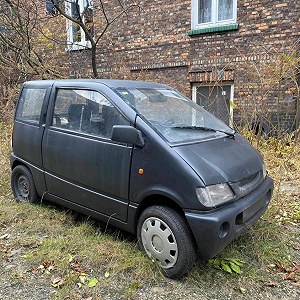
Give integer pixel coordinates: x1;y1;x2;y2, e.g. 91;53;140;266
229;171;264;198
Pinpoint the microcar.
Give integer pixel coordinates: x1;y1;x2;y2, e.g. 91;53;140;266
11;79;273;278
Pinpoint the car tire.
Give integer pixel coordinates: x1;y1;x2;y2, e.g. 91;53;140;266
137;205;196;279
11;165;39;203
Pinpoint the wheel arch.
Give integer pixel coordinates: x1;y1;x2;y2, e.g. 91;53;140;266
11;164;40;203
134;194;188;235
10;158;46;198
11;159;24;170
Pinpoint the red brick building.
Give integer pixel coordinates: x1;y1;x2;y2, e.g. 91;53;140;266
49;0;300;133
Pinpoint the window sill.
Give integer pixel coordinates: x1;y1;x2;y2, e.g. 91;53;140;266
188;23;239;36
66;42;92;52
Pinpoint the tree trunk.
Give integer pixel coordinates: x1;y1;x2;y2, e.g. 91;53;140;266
91;44;98;78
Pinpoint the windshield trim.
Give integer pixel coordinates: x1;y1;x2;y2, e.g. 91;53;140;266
168;134;229;147
172;125;235;137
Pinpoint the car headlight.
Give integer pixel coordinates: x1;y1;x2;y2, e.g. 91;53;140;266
196;183;235;208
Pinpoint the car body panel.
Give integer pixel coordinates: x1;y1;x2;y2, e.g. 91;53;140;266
173;134;263;185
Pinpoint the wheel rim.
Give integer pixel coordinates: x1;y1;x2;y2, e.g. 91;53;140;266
15;174;30;202
141;217;178;268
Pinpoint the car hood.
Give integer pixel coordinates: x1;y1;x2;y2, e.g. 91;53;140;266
173;134;263;185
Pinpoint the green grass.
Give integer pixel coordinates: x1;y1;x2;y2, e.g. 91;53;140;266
1;122;300;299
0;198;160;299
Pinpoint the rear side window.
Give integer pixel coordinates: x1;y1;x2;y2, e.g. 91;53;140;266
16;88;47;124
52;89;129;138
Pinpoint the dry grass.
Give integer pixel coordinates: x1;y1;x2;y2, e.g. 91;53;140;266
1;121;299;299
252;133;300;224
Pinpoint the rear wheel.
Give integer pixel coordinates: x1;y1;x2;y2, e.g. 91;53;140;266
137;205;196;279
11;165;39;203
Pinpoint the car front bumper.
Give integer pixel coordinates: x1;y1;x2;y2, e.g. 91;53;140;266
184;176;274;259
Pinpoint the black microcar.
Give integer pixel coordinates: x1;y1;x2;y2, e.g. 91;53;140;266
11;79;273;278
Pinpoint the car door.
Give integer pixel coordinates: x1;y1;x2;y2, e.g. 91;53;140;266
42;86;133;222
13;84;49;167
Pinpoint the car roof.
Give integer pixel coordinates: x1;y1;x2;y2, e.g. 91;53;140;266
23;79;170;89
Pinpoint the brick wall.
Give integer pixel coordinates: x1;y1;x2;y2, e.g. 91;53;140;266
53;1;300;131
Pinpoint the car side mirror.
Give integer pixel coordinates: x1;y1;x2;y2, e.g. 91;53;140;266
111;125;145;147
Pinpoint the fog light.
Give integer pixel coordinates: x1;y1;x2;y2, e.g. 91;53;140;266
218;222;230;238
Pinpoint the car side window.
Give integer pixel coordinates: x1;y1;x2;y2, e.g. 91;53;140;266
16;88;47;124
52;89;130;138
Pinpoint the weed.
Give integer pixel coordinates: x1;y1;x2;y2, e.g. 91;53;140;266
0;122;299;298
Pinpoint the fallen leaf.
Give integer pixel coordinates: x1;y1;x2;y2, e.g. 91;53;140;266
0;233;10;239
70;262;86;273
220;261;232;273
231;259;245;267
43;260;54;269
264;281;278;287
31;267;39;274
47;265;54;272
209;259;221;270
274;260;287;273
67;253;73;263
285;272;297;281
292;263;300;272
229;100;238;109
51;277;66;288
52;277;61;285
79;275;88;284
229;261;241;274
87;277;98;288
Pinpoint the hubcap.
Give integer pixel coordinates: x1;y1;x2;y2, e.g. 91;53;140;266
152;235;163;252
16;175;30;201
141;217;178;268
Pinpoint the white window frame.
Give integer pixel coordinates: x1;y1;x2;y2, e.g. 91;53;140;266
192;83;235;127
65;0;93;51
191;0;237;29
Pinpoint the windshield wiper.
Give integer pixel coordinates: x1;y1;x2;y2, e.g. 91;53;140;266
172;125;235;138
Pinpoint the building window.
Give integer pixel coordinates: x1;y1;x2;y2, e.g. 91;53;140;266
65;0;93;51
45;0;59;16
192;83;234;126
191;0;237;29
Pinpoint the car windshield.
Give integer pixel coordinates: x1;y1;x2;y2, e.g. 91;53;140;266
114;87;235;144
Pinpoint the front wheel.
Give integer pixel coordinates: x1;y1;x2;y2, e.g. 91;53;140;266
11;165;39;203
137;205;196;279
